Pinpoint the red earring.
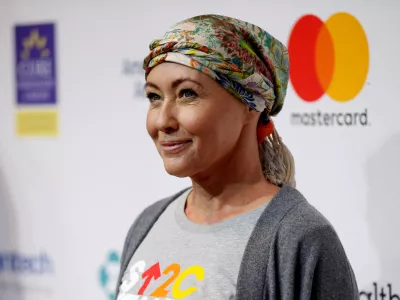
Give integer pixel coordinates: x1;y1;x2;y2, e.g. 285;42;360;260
257;110;274;144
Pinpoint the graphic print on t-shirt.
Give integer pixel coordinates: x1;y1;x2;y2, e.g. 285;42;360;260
117;189;268;300
117;260;205;300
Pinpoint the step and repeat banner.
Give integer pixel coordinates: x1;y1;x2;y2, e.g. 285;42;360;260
0;0;399;299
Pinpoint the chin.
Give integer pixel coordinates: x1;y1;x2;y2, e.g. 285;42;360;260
162;159;194;178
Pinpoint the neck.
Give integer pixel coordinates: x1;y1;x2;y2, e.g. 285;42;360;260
187;132;279;224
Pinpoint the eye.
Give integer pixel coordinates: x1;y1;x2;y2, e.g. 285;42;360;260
146;92;161;102
179;89;198;99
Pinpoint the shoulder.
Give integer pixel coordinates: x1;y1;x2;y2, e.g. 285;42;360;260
145;187;191;216
126;187;191;237
273;187;359;296
120;187;191;264
252;186;359;298
273;186;341;247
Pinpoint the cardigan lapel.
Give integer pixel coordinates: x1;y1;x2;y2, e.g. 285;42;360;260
115;188;190;298
236;185;306;300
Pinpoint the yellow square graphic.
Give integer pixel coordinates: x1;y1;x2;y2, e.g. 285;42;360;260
16;110;58;137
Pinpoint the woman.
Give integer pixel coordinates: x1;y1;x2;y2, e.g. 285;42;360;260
115;14;358;300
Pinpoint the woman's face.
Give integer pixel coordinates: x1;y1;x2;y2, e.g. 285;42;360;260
145;62;252;178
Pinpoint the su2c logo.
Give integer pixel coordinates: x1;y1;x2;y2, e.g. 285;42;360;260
288;12;369;102
117;260;205;300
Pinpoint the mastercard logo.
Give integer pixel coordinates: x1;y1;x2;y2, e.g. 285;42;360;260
288;13;369;102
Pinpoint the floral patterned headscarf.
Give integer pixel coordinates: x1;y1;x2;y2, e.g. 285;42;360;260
143;14;295;186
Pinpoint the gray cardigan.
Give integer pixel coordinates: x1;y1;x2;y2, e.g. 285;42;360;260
115;185;359;299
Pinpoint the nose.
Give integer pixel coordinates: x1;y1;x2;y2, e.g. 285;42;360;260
156;101;179;134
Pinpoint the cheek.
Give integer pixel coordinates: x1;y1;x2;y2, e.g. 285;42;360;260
193;104;244;149
178;107;215;136
179;108;227;146
179;115;203;135
146;110;158;139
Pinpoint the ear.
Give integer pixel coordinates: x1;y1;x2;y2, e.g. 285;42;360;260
244;106;261;125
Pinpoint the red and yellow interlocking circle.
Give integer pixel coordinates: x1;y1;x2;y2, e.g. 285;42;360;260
288;13;369;102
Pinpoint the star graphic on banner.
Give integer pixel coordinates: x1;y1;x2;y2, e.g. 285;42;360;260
20;29;50;59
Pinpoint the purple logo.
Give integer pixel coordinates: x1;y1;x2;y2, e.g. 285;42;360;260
15;23;57;105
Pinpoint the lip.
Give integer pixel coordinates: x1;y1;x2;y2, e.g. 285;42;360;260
159;140;192;154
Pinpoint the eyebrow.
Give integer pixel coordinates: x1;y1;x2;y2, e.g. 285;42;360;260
145;77;204;90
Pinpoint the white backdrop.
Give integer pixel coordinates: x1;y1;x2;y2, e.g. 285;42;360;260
0;0;399;299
